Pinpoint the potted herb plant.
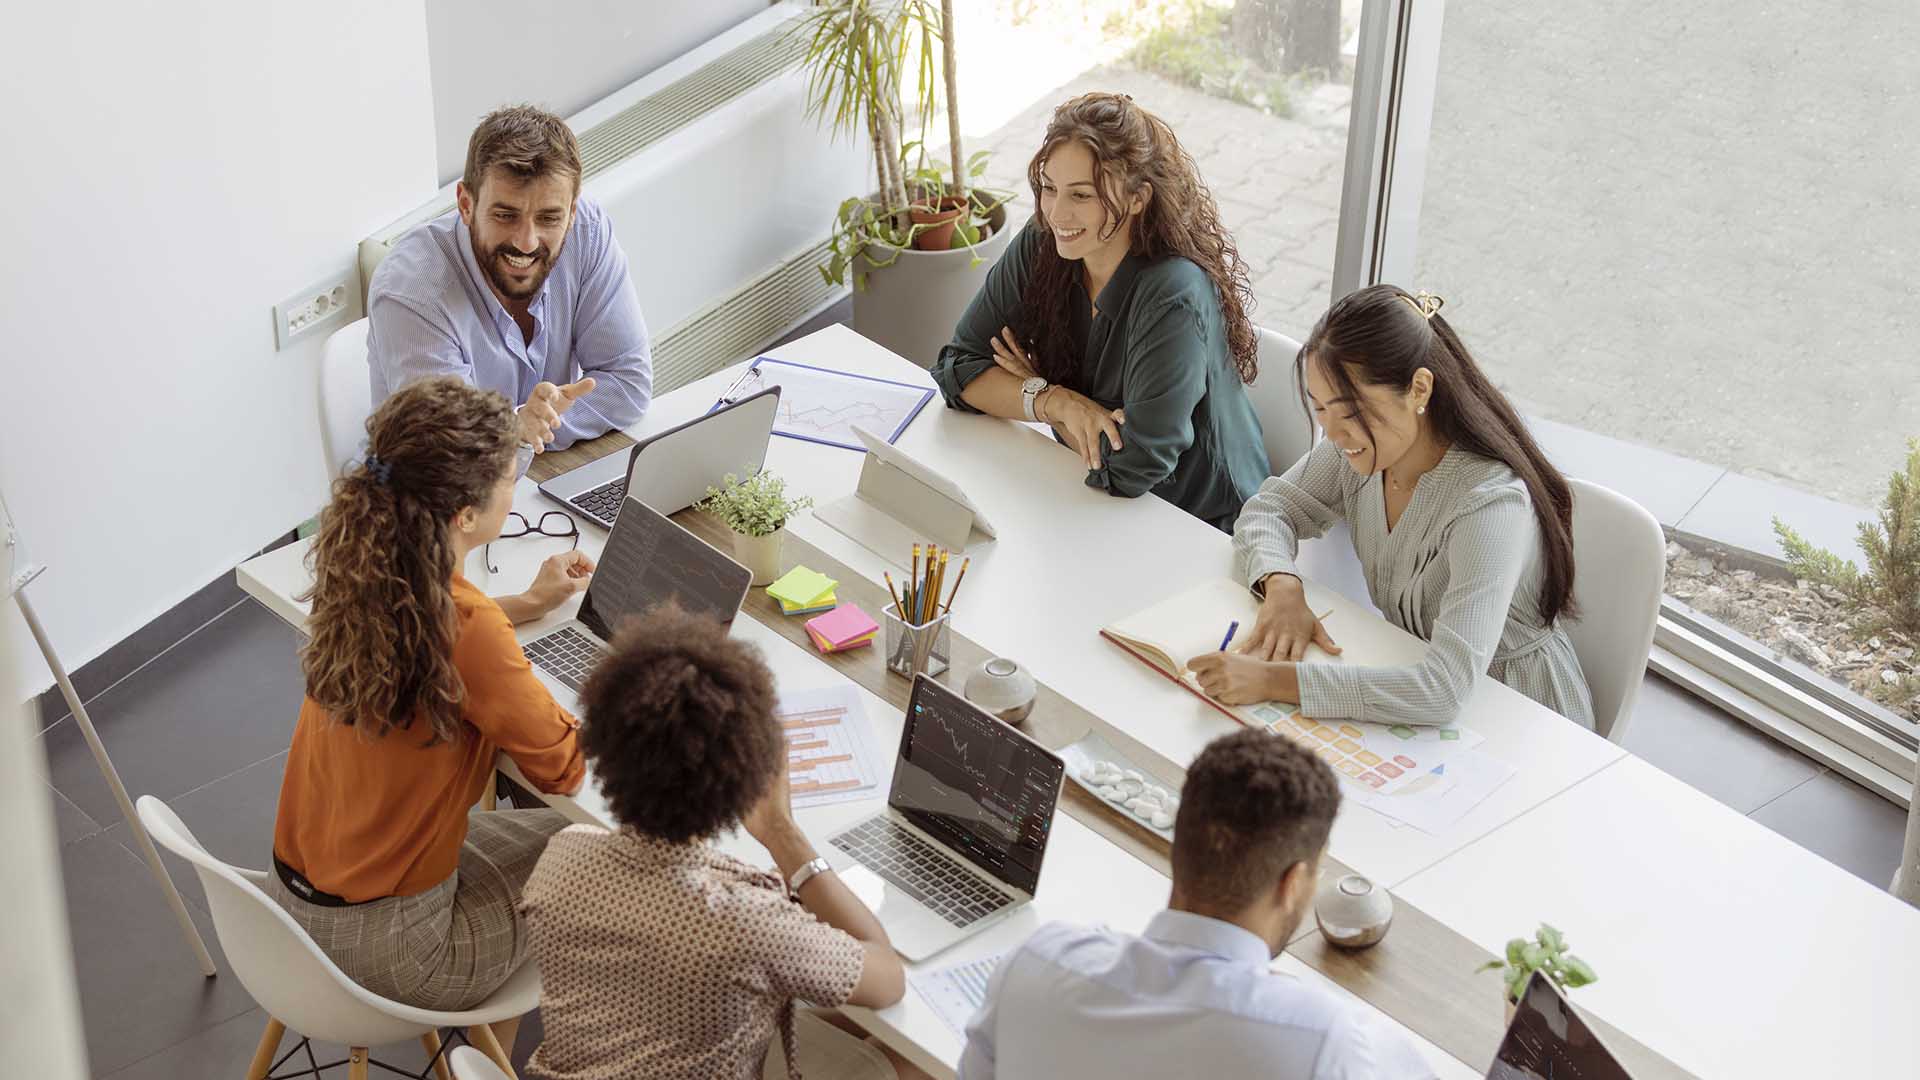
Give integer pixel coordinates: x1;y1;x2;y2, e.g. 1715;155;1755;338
792;0;1018;369
1477;923;1598;1024
695;471;813;587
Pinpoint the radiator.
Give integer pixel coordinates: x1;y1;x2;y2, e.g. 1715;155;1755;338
360;2;866;395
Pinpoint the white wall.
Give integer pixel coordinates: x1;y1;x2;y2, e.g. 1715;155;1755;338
425;0;769;183
0;2;439;689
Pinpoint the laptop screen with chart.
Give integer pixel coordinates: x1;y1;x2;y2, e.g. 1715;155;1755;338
889;677;1064;894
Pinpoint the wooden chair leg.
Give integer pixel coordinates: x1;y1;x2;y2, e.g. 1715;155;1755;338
468;1023;518;1078
489;1016;523;1061
347;1047;370;1080
245;1017;286;1080
420;1031;454;1080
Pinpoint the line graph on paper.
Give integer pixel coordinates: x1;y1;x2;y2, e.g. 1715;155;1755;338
778;685;886;809
751;357;934;451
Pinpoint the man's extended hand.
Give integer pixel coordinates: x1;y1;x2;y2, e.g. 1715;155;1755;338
517;377;597;451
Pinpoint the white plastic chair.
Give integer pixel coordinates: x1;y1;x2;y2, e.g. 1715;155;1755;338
449;1046;513;1080
1564;479;1666;742
320;317;374;480
136;795;533;1080
1245;327;1317;476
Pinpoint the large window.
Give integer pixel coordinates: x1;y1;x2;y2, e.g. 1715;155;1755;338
1400;1;1920;772
936;0;1363;337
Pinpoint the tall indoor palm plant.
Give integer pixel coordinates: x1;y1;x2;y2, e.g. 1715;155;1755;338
790;0;1016;366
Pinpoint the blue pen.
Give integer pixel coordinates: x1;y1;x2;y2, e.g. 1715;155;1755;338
1219;620;1239;652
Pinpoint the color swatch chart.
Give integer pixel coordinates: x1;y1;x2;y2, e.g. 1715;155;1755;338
778;685;885;808
1250;703;1482;796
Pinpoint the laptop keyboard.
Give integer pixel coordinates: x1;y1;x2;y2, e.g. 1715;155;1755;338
830;817;1013;928
567;477;627;527
523;626;606;692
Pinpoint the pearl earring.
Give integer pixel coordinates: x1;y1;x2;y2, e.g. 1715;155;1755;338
1417;406;1426;415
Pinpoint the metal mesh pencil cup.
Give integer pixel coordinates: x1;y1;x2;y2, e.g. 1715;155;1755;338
884;609;951;679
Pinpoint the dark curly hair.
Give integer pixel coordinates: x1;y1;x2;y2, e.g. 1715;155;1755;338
1014;92;1259;386
1172;728;1340;912
576;605;783;843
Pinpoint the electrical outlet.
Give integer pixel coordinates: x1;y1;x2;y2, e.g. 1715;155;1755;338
272;267;362;351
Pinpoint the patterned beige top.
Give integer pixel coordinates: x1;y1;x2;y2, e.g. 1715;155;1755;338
520;826;865;1080
1234;441;1594;728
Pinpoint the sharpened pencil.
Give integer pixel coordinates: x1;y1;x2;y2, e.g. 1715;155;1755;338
941;556;970;614
909;543;921;613
884;571;905;620
929;550;949;623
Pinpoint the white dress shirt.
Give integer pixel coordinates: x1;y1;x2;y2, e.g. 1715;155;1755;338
958;910;1435;1080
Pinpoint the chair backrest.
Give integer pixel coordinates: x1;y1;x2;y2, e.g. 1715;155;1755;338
320;317;374;480
449;1046;513;1080
1245;327;1316;475
134;795;430;1048
1564;479;1666;742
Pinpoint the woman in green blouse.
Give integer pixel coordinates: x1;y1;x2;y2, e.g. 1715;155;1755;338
931;92;1270;531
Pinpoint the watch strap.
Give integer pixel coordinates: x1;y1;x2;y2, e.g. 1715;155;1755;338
786;856;831;898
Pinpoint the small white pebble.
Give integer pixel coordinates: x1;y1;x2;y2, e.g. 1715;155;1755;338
1124;796;1148;813
1150;811;1174;830
1145;785;1168;802
1122;769;1144;784
1095;785;1119;801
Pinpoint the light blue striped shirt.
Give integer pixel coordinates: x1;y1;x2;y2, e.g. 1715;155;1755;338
365;196;652;450
959;910;1434;1080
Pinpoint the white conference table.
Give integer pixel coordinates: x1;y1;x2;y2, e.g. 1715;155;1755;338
238;323;1920;1078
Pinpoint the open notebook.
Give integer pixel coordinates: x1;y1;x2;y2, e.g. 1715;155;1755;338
1101;578;1485;797
1099;577;1339;728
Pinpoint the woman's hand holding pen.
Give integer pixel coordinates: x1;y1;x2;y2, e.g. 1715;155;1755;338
1186;650;1297;706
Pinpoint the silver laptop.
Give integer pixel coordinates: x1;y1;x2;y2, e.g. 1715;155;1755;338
521;495;752;705
537;385;781;529
1488;971;1635;1079
822;675;1065;961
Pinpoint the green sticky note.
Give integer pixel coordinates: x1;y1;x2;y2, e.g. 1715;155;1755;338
766;566;837;608
1439;728;1461;741
1389;725;1416;739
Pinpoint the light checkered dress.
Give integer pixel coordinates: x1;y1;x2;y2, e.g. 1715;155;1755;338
1234;440;1595;728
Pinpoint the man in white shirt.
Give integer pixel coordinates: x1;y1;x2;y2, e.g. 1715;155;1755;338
958;729;1434;1079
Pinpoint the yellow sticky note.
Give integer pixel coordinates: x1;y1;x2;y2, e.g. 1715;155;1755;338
767;566;837;608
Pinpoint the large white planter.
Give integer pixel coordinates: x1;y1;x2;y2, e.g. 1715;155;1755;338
852;198;1018;370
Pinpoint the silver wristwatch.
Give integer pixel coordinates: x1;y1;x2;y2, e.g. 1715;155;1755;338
786;856;831;898
1021;376;1049;421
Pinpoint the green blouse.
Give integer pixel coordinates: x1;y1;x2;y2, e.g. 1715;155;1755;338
931;221;1271;531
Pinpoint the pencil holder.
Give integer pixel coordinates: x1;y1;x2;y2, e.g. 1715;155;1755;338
884;610;951;680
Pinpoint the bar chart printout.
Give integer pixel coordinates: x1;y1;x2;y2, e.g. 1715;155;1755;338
778;685;885;809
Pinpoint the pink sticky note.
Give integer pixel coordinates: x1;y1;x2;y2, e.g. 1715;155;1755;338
805;604;878;648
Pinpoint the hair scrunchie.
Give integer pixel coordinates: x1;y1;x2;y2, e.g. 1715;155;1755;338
364;453;394;486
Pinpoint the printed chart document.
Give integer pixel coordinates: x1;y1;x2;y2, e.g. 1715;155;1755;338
722;356;935;452
910;951;1007;1037
777;685;886;808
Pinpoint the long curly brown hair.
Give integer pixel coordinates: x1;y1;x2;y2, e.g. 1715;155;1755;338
299;377;520;744
1013;92;1258;386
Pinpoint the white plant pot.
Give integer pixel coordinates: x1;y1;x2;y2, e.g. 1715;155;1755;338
852;198;1018;370
732;528;784;587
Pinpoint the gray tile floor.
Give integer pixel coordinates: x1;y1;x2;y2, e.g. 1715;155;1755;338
36;594;1907;1077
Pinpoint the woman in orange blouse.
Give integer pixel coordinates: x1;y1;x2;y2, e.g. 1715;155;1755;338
268;376;590;1011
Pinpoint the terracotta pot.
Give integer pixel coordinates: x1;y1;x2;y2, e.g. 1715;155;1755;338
731;528;784;587
908;196;969;251
854;197;1016;369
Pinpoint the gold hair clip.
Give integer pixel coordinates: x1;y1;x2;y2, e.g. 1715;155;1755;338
1400;290;1444;320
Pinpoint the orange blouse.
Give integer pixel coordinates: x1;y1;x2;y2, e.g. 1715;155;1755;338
274;573;584;901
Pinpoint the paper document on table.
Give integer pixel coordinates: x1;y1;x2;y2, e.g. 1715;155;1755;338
777;686;885;808
1344;749;1516;833
1267;710;1484;796
910;951;1007;1037
722;356;936;452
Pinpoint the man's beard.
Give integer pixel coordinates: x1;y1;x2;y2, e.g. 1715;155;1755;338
473;233;557;302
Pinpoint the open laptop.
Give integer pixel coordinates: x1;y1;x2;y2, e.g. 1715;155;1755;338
520;495;752;703
537;385;781;529
1487;971;1635;1079
821;675;1065;961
